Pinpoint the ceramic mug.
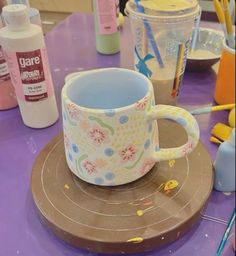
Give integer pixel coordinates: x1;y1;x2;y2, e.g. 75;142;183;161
62;68;200;186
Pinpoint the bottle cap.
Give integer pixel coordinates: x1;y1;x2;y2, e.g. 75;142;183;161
2;4;30;31
229;128;235;146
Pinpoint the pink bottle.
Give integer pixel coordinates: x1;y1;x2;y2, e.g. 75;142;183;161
0;17;17;110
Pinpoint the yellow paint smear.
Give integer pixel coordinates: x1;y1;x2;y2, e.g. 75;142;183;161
64;184;70;189
127;237;144;243
137;210;144;217
164;180;179;191
137;206;154;217
169;159;176;167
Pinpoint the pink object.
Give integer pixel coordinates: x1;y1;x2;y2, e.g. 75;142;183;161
0;46;17;110
96;0;118;34
4;48;54;102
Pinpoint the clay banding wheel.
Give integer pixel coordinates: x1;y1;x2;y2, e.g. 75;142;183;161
31;120;213;254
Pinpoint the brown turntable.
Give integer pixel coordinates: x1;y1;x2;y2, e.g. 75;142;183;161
31;120;213;254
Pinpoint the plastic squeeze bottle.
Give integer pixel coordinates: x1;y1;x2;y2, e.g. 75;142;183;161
0;16;18;110
93;0;120;54
0;4;58;128
214;128;235;192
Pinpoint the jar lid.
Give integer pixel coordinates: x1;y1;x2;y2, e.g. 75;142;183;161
126;0;200;23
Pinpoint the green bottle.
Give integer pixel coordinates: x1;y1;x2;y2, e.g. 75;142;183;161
93;0;120;54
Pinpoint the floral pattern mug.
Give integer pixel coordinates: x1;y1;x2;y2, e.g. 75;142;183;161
62;68;200;186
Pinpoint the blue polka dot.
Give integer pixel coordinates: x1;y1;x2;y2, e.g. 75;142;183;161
155;145;160;152
68;153;73;161
176;118;187;127
105;172;116;181
148;124;153;133
94;177;104;185
104;109;116;117
119;116;129;124
104;148;114;157
72;144;79;153
144;139;151;149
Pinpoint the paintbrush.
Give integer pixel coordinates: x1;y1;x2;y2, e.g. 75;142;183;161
222;0;235;48
190;104;235;115
213;0;228;40
216;209;235;256
134;0;164;68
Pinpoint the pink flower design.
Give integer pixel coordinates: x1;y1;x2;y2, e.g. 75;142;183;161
88;126;109;146
80;121;90;131
140;159;156;175
119;144;137;162
182;141;194;156
64;133;70;149
82;160;97;174
67;103;80;121
135;96;148;110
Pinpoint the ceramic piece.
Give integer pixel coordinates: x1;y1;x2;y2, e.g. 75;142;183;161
62;68;200;186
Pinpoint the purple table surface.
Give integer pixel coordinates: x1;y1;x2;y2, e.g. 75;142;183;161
0;13;235;256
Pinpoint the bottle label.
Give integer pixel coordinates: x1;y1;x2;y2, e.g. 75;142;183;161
96;0;119;35
4;48;54;102
0;46;11;82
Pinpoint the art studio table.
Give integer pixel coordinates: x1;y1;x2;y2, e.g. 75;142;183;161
0;13;235;256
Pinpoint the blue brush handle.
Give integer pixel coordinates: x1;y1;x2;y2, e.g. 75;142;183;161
216;210;235;256
135;0;164;68
190;107;212;115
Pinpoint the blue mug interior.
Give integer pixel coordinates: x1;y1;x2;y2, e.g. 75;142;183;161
67;69;149;109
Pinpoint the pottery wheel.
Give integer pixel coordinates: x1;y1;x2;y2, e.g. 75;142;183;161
31;120;213;254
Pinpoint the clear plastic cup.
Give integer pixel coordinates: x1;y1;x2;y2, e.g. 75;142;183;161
126;0;201;105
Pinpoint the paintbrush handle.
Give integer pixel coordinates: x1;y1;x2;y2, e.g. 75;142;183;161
190;104;235;115
135;0;164;68
216;210;235;256
222;0;235;48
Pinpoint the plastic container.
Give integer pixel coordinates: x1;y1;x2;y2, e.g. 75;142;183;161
6;0;30;8
93;0;120;54
214;129;235;192
126;0;201;105
0;4;58;128
0;16;18;110
214;39;235;105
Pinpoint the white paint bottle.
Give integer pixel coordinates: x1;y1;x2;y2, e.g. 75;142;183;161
0;4;58;128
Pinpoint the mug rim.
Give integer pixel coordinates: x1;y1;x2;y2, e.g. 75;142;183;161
62;68;154;114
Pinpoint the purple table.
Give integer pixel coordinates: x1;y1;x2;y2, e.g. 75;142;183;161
0;14;235;256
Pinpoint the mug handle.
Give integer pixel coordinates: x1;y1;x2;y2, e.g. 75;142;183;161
147;105;200;161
